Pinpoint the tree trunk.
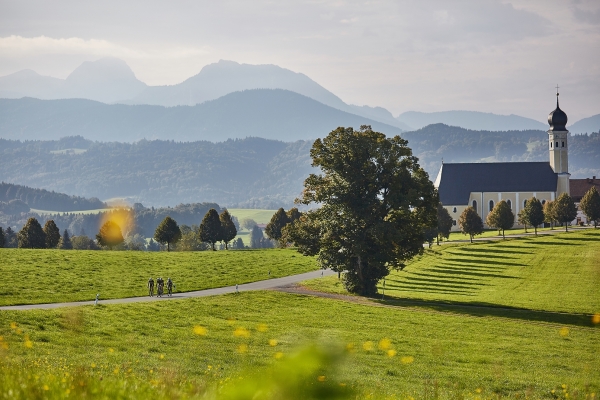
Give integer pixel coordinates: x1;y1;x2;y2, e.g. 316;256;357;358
534;226;537;236
436;235;440;246
565;223;568;232
470;234;473;243
167;242;170;252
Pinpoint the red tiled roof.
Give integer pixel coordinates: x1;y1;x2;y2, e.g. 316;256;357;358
570;178;600;202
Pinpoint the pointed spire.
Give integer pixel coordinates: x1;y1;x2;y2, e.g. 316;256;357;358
556;84;560;108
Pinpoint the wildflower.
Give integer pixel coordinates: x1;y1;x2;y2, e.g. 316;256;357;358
592;314;600;325
24;335;33;349
91;363;96;368
234;327;250;338
159;354;165;359
387;349;397;357
363;341;374;351
345;343;355;353
378;338;392;350
476;388;482;394
268;339;278;347
559;327;569;337
10;322;17;329
274;352;284;359
193;326;207;336
237;344;248;354
400;356;414;365
317;376;326;382
108;348;114;353
113;367;119;375
257;323;268;332
43;385;49;391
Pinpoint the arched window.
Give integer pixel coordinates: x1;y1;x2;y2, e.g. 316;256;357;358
562;141;565;147
507;199;512;209
523;200;527;208
489;200;494;211
452;220;457;226
472;200;477;211
453;207;457;213
556;141;559;147
542;200;546;205
550;142;553;148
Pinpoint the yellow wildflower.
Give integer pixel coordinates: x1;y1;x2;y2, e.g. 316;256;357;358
559;328;569;337
193;326;207;336
387;349;397;357
274;352;284;359
378;338;391;350
268;339;278;347
257;323;268;332
237;344;248;354
234;327;250;338
363;341;373;351
317;376;326;382
400;356;414;365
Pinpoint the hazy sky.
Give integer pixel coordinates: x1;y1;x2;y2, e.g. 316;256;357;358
1;0;599;121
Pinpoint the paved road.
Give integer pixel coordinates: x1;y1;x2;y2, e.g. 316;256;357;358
0;269;337;311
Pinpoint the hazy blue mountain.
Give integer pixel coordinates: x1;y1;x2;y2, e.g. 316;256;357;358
0;69;64;99
0;58;147;103
0;90;404;142
569;113;600;134
348;104;412;130
396;110;548;131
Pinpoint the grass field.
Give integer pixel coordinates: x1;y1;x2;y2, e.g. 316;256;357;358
446;226;558;241
303;229;600;315
1;291;598;398
0;249;317;306
227;209;278;225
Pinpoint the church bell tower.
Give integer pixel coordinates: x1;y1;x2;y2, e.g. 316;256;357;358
547;87;570;196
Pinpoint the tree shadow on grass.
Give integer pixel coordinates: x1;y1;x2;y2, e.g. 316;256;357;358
410;271;481;282
554;236;600;242
442;263;508;272
446;251;517;260
372;296;597;328
459;247;531;255
401;275;488;287
426;267;519;280
383;281;475;294
446;257;526;267
526;240;581;246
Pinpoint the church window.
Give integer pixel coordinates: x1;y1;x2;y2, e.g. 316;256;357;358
562;141;565;147
489;200;494;211
523;200;527;208
452;220;457;226
453;207;457;213
507;199;512;209
556;141;559;147
472;200;477;210
542;200;546;205
550;142;553;148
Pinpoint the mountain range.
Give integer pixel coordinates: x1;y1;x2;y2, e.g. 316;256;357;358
2;57;596;134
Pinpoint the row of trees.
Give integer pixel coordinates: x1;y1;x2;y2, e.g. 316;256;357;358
456;190;598;243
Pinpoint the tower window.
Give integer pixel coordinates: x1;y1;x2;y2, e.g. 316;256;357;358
452;220;457;226
562;141;565;147
472;200;477;211
453;207;457;213
489;200;494;211
542;200;546;205
507;199;512;209
556;141;559;147
550;142;553;148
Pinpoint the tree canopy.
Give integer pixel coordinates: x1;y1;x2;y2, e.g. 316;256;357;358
0;227;5;248
554;193;577;232
286;125;437;296
219;210;238;249
265;208;290;244
18;217;46;249
458;207;483;243
521;197;545;235
486;200;515;238
436;203;454;245
580;187;600;228
96;220;124;250
154;216;182;252
43;220;61;249
199;209;223;250
543;200;556;228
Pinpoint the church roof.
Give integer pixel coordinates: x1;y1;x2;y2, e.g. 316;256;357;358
434;162;558;205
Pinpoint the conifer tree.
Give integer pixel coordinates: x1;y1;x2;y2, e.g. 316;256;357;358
522;197;545;235
0;227;5;248
219;210;237;249
286;208;302;223
96;220;124;250
486;200;514;238
553;193;577;232
265;208;290;244
458;206;483;243
580;187;600;228
199;209;222;250
18;217;46;248
59;229;73;250
154;216;182;252
43;220;61;248
250;225;265;249
4;227;17;248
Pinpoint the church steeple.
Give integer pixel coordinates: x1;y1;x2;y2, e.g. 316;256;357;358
548;86;570;196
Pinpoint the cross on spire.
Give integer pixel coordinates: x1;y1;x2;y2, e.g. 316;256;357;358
556;84;559;96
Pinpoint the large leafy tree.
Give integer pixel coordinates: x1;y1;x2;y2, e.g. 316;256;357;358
265;208;290;245
543;200;556;229
458;207;484;243
522;197;545;235
554;193;577;232
18;217;46;248
486;200;514;239
436;203;454;245
219;210;238;249
286;208;302;223
580;187;600;228
43;220;61;249
154;216;182;252
287;125;437;296
199;209;223;250
96;220;124;250
58;229;73;250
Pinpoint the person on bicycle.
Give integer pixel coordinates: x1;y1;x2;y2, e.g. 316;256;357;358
167;277;174;296
157;277;164;297
148;277;155;297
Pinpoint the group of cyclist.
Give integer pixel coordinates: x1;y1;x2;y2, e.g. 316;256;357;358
147;277;175;297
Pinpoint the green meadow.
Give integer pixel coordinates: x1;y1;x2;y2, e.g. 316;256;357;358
0;249;317;306
0;229;599;398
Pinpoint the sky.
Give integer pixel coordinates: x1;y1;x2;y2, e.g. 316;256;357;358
0;0;599;122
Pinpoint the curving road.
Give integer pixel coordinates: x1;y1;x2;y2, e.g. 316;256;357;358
0;269;337;311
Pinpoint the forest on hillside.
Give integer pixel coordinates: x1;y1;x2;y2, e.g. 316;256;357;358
0;127;598;210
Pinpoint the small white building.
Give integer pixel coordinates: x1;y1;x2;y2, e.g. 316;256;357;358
435;93;571;230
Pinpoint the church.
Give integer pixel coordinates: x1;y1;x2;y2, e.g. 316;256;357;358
434;93;571;230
